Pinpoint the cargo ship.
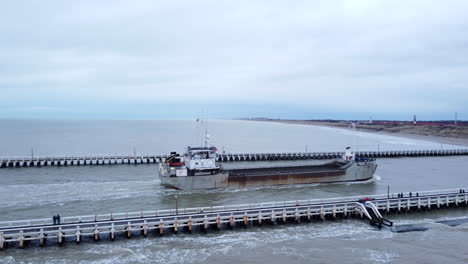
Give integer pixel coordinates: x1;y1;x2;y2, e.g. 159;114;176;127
158;145;377;190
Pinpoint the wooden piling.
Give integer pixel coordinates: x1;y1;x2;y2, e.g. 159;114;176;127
188;217;193;232
110;223;115;240
93;225;99;241
58;227;64;245
216;215;221;229
229;214;234;228
39;229;45;246
19;230;24;249
143;221;148;237
159;220;164;235
203;216;209;231
173;219;178;233
75;227;81;244
126;222;132;238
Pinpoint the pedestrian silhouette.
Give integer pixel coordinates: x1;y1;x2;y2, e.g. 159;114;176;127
52;215;57;225
57;214;61;225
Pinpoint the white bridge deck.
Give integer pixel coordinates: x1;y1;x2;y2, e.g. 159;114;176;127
1;149;468;168
1;188;466;249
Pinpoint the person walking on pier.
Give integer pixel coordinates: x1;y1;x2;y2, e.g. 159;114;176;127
57;214;61;225
52;215;57;225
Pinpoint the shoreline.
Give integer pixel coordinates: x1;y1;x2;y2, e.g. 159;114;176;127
251;119;468;147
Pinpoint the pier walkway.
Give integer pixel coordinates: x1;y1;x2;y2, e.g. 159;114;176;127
1;149;468;168
1;188;466;249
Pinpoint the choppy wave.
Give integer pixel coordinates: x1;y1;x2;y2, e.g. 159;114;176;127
366;249;399;263
54;222;393;264
0;180;159;208
2;215;468;264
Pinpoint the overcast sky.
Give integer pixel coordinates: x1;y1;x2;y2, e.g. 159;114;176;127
1;0;467;120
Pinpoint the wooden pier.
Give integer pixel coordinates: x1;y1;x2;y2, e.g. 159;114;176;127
1;149;468;168
0;188;466;249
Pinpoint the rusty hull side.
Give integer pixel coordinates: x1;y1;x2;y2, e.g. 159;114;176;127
228;170;346;188
227;162;376;188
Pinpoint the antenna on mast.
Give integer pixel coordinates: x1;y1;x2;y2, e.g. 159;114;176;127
197;109;211;147
204;128;210;148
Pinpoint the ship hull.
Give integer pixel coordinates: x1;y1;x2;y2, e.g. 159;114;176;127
160;161;377;190
161;173;230;190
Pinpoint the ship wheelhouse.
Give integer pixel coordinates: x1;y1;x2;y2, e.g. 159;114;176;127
185;146;221;176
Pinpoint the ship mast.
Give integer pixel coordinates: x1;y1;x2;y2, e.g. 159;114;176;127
204;128;209;148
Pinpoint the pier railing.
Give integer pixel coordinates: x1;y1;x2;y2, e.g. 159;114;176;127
0;187;466;249
0;188;464;230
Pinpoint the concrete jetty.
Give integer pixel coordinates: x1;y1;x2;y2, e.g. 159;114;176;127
0;188;466;249
1;149;468;168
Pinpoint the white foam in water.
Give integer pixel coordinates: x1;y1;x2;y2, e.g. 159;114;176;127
0;256;17;264
0;180;158;208
366;249;399;263
71;222;391;264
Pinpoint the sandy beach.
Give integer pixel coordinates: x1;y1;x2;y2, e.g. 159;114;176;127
251;119;468;147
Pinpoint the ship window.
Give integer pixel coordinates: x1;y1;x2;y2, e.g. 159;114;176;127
195;162;199;165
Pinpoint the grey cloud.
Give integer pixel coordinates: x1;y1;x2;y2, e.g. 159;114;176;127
0;0;467;117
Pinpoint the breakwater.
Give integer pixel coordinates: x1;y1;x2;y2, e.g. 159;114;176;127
1;149;468;168
1;188;466;249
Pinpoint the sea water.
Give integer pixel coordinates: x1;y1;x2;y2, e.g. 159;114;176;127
0;120;467;264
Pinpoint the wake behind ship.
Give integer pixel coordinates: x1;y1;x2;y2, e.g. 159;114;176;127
159;146;377;190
